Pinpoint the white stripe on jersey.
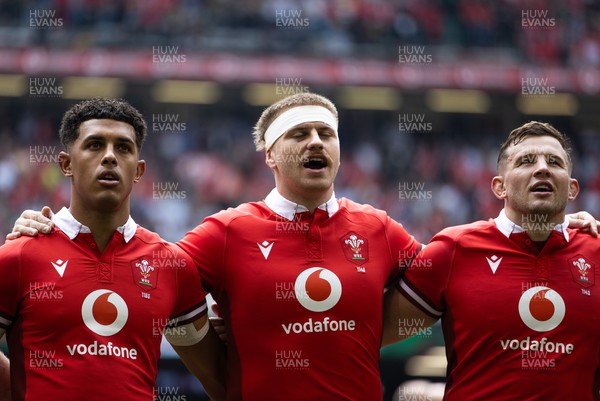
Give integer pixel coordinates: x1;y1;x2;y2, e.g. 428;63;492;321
399;279;443;317
165;319;209;346
168;303;207;327
0;315;11;328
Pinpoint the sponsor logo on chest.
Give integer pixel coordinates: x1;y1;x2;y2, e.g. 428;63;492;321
499;285;575;370
280;267;356;335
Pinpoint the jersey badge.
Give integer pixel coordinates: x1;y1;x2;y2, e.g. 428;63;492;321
486;255;503;274
340;232;369;265
258;240;275;260
569;255;594;288
51;258;69;278
131;257;158;291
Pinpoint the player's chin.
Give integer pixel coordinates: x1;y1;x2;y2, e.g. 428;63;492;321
530;192;563;204
528;201;563;216
92;193;126;212
300;177;333;190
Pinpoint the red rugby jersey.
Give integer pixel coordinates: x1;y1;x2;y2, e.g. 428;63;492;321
178;189;421;401
400;210;600;401
0;208;207;401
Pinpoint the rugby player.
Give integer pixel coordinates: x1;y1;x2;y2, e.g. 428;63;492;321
0;98;226;401
386;121;600;400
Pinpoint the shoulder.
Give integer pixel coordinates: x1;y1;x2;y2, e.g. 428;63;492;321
204;201;271;226
0;235;33;258
133;226;190;256
337;198;391;223
1;229;69;253
566;229;600;248
432;219;496;242
161;240;195;263
131;225;165;244
0;232;59;266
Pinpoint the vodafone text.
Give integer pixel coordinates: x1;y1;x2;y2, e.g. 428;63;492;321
282;317;356;334
500;337;573;354
66;341;138;360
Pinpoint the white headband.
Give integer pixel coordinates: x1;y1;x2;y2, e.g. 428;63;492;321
264;105;338;151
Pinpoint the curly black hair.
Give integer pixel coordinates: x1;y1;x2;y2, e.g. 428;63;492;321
59;97;147;150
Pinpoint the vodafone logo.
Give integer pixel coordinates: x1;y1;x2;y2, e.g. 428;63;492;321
294;267;342;312
518;286;565;332
81;290;129;336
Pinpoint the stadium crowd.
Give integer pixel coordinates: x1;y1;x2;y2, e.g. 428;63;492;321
0;0;599;65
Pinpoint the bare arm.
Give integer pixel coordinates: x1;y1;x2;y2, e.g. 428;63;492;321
169;316;227;401
0;334;10;401
382;287;438;347
6;206;54;240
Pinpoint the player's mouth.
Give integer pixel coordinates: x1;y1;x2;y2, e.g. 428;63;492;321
529;181;554;195
97;170;120;187
303;155;328;171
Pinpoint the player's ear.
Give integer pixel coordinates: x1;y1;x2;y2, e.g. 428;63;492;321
134;160;146;183
568;178;580;201
59;151;72;177
491;176;507;200
265;148;276;169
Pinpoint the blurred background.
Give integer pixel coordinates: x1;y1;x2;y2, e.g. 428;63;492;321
1;0;600;399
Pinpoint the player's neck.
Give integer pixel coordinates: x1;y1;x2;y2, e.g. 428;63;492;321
276;186;333;214
506;209;565;242
68;202;131;252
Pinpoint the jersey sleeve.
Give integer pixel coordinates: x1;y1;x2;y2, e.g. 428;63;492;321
177;214;227;298
398;230;455;318
387;216;422;288
0;240;26;333
169;245;208;325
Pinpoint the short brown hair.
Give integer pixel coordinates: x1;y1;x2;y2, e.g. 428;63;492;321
497;121;572;173
252;92;338;151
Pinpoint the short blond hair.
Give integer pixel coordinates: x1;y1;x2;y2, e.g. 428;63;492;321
252;92;338;151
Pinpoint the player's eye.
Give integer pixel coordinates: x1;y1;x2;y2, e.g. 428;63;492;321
520;155;535;164
289;130;307;139
546;155;560;165
117;143;132;152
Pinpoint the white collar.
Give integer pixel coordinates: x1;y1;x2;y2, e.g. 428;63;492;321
52;207;137;243
494;209;569;242
264;188;339;220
